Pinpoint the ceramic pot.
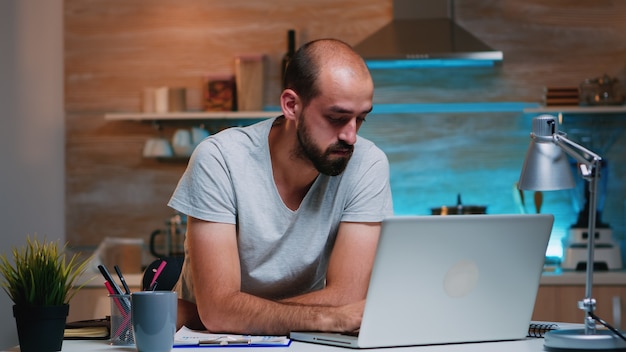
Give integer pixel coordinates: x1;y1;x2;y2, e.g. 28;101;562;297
430;205;487;215
430;194;487;215
13;304;69;352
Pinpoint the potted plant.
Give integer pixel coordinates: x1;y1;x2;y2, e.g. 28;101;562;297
0;235;91;352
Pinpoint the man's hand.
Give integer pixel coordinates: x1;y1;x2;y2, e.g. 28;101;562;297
323;299;366;333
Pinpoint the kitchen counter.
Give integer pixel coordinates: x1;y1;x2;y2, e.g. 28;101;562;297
76;271;144;288
68;269;626;323
69;272;144;322
75;268;626;290
540;269;626;285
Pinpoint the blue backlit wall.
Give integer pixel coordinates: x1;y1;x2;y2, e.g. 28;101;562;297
357;109;626;263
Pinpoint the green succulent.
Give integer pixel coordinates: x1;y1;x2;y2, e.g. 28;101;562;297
0;236;91;306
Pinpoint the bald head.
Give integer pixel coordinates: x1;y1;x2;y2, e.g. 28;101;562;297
283;38;372;108
307;39;370;75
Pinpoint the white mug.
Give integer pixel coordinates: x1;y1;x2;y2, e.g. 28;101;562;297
191;126;210;146
171;129;194;157
142;138;173;158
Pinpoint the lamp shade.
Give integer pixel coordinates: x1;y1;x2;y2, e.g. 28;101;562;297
518;141;575;191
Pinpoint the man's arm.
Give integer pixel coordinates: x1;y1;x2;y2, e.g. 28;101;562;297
184;217;377;335
280;221;380;306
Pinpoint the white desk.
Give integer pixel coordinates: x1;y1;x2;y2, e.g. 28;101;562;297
4;338;547;352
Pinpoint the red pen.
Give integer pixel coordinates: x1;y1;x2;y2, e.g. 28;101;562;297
105;281;129;314
104;281;116;295
149;260;167;291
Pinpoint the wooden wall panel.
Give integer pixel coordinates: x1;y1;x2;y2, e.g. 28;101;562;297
64;0;390;112
64;0;626;256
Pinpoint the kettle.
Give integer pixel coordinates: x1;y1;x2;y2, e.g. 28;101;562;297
150;214;186;258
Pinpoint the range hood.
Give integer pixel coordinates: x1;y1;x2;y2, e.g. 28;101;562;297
354;0;503;67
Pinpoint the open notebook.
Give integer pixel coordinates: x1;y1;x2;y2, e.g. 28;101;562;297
291;214;554;348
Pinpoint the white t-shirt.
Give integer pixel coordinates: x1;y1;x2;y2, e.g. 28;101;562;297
168;117;393;302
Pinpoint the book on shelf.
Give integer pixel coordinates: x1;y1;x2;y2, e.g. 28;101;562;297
542;86;579;106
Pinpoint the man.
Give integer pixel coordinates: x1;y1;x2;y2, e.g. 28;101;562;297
169;38;393;335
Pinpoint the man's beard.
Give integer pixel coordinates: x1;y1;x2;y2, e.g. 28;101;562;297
294;113;354;176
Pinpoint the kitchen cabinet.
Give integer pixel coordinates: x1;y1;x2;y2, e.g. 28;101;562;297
532;271;626;325
533;285;625;324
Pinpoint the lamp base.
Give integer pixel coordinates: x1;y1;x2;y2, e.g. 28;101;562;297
544;329;626;351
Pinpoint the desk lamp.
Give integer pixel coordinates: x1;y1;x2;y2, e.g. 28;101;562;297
518;114;626;350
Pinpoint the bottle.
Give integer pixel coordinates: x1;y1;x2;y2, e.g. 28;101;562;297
281;29;296;84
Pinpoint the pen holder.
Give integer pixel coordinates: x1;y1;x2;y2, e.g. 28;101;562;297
109;294;134;345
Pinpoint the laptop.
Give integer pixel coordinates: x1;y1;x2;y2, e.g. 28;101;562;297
290;214;554;348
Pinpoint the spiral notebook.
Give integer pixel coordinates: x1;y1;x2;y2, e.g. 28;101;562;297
527;321;586;338
291;214;554;348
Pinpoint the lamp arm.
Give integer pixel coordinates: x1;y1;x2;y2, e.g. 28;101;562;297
553;132;602;335
553;132;602;169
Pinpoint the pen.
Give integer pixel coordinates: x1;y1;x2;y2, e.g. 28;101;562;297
114;265;131;294
148;260;167;291
199;338;251;346
195;336;289;346
103;281;115;295
98;264;124;295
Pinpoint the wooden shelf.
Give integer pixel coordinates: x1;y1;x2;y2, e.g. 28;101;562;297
105;104;626;122
524;105;626;114
104;111;278;121
105;103;537;121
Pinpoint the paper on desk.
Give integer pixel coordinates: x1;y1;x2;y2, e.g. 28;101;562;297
174;326;291;347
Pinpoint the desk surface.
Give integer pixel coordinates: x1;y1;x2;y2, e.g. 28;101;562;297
4;338;547;352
